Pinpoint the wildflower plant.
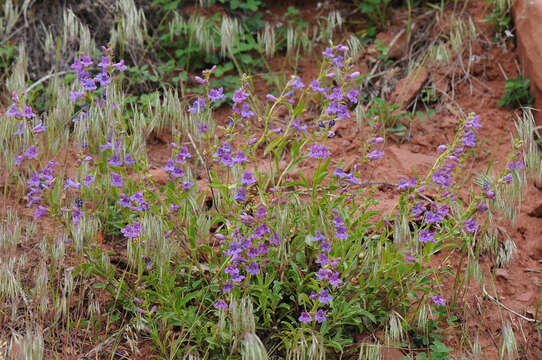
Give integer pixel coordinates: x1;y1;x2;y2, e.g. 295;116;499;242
0;37;528;360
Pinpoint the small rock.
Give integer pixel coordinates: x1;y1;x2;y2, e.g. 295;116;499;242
376;30;407;59
390;66;429;109
381;346;405;360
495;268;509;280
528;202;542;218
149;169;169;185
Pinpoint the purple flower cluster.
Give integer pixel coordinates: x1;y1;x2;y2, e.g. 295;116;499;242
219;207;282;298
430;294;446;307
71;52;125;94
397;177;417;191
333;167;358;185
432;115;481;196
322;45;348;69
26;161;57;219
118;192;150;212
121;222;143;238
234;171;257;203
308;143;330;160
232;85;254;119
188;97;206;115
301;223;344;324
163;146;193;188
332;215;348;240
212;142;246;168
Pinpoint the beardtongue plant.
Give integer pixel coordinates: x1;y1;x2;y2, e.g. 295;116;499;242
2;41;526;359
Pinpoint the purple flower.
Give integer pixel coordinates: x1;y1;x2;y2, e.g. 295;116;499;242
464;115;481;130
113;60;127;71
316;268;332;280
290;76;305;89
97;56;110;69
222;281;233;293
460;130;476;147
254;223;269;238
329;272;342;286
335;227;348;240
6;104;21;117
234;188;246;202
322;47;334;59
424;211;443;224
397;178;417;191
419;229;436;243
240;213;254;226
269;232;281;246
232;274;245;283
507;160;524;171
256;205;267;218
118;193;131;208
369;137;384;144
332;216;344;228
311;80;327;94
181;181;193;190
258;243;269;257
124;153;135;167
95;72;111;86
232;88;248;103
246;262;260;275
332;55;344;68
314;310;327;323
24;146;38;160
320;240;332;252
121;222;143;238
214;300;228;310
108;154;123;167
176;146;192;163
189;97;206;115
111;172;123;187
318;289;333;304
347;88;359;103
367;149;384;161
266;94;277;101
308;144;330;160
209;87;225;102
72;206;84;224
240;103;254;119
233;151;247;164
346;71;360;80
437;144;447;153
81;55;93;67
299;311;312;324
82;78;97;92
315;253;329;266
312;231;326;243
34;205;48;219
197;122;209;134
64;178;81;190
431;295;446;307
32;120;46;134
23;106;36;119
194;76;208;85
463;216;478;233
84;174;95;186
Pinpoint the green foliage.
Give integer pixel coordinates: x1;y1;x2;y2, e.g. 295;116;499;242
498;75;533;109
355;0;393;36
219;0;264;12
485;0;513;34
0;43;17;82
